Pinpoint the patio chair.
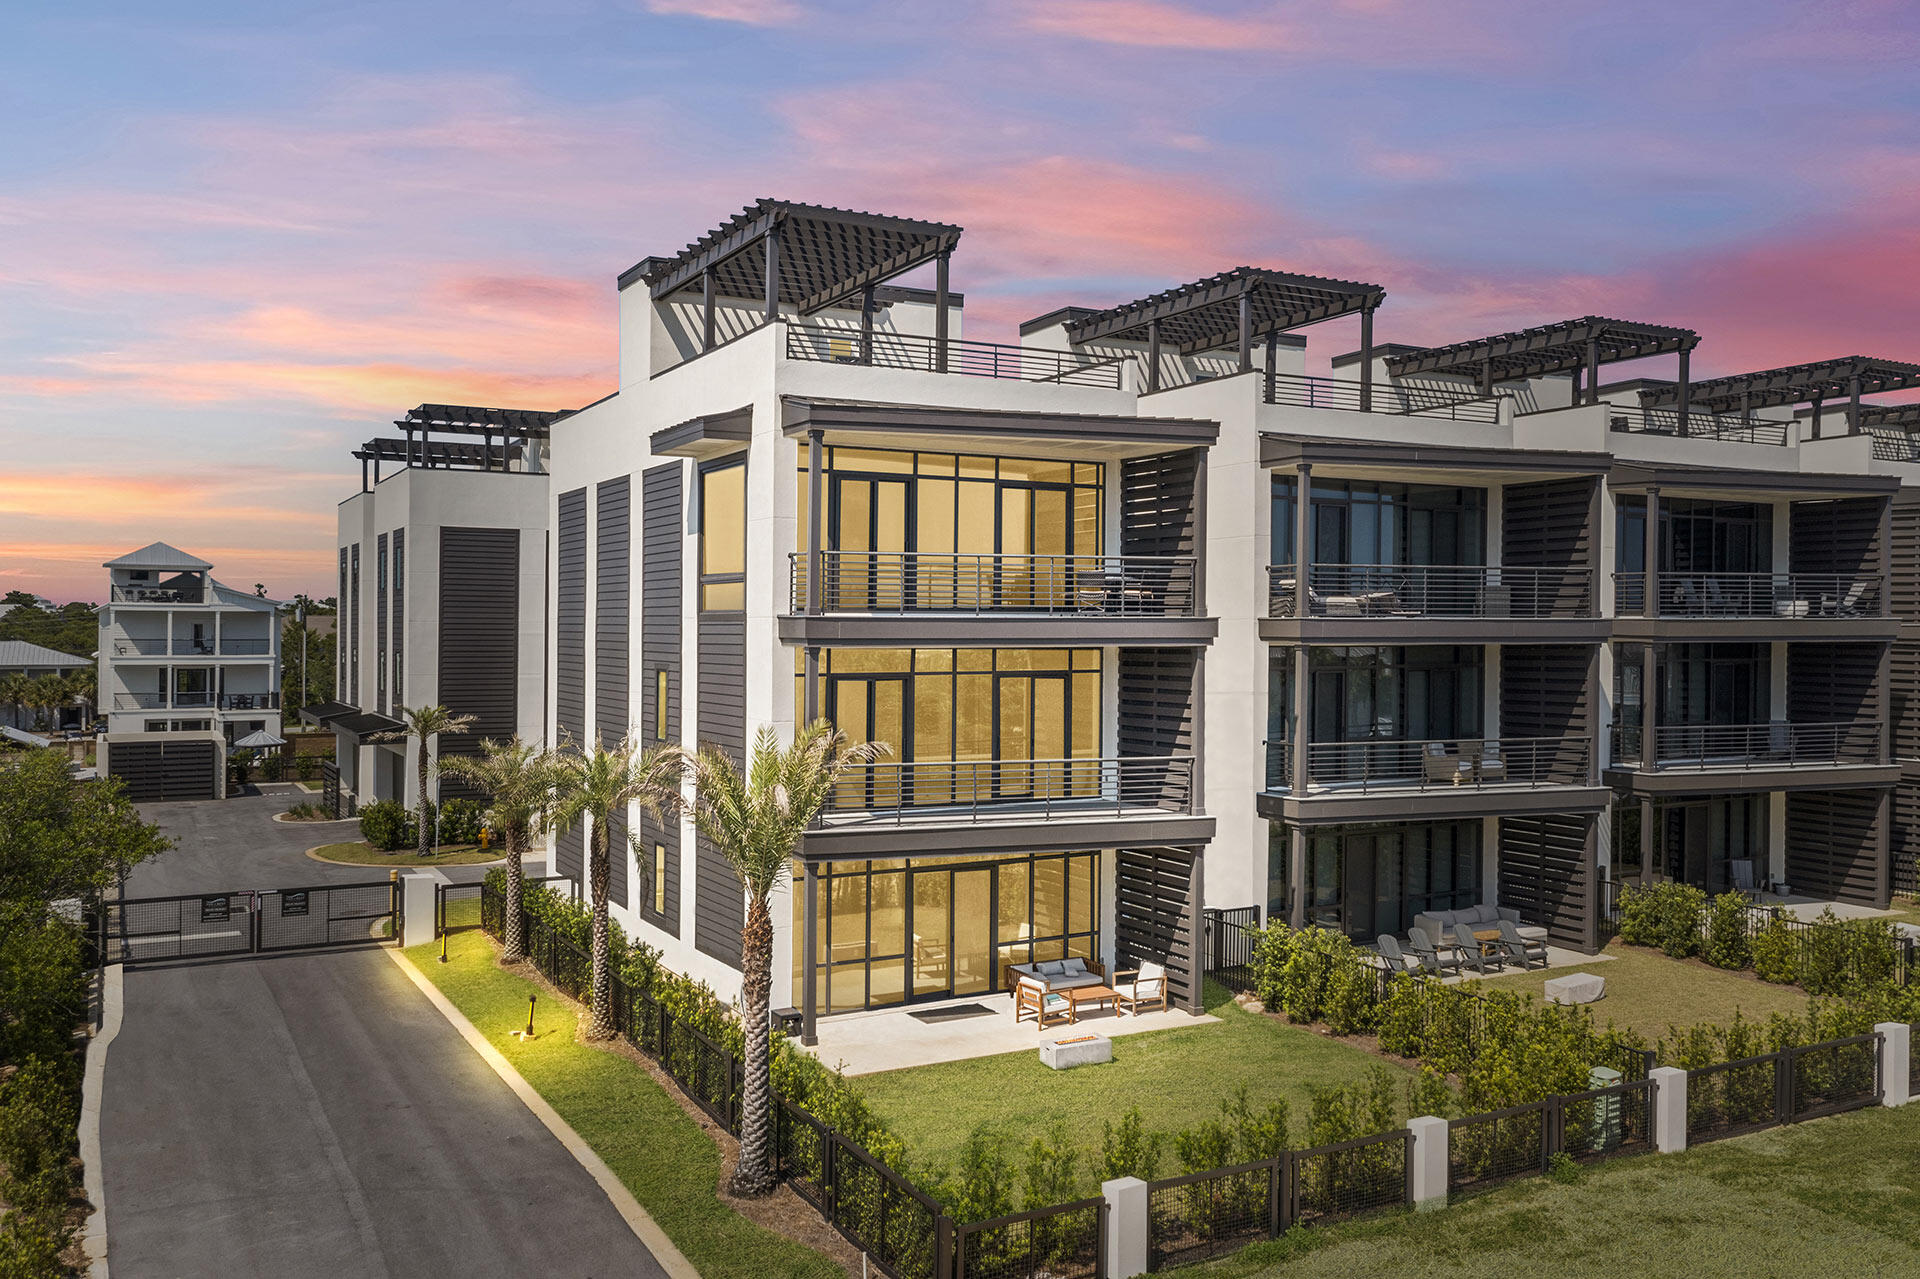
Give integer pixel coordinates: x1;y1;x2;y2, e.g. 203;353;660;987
1376;934;1421;974
1422;742;1467;786
1113;961;1168;1016
1406;926;1466;977
1014;977;1071;1030
1495;919;1549;970
1828;581;1869;618
1477;741;1507;784
1447;922;1501;974
1729;859;1763;903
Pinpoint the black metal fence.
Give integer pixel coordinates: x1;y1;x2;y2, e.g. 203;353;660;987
1686;1033;1881;1145
1203;907;1261;996
955;1199;1105;1279
1448;1078;1655;1197
101;880;397;963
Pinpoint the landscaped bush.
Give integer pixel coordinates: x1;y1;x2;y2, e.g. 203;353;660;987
437;797;483;845
1251;923;1380;1034
358;799;410;851
1750;914;1799;984
282;801;330;821
1616;882;1708;958
1702;891;1753;970
1799;910;1899;995
1099;1105;1164;1182
259;752;285;782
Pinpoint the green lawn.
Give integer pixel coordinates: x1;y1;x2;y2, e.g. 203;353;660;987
1474;942;1810;1042
313;839;503;866
858;982;1411;1186
1161;1101;1920;1278
405;930;841;1279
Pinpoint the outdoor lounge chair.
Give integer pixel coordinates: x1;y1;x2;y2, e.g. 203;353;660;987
1406;926;1466;977
1113;961;1168;1016
1826;581;1869;618
1014;977;1071;1030
1376;934;1421;974
1496;919;1549;970
1423;742;1468;786
1476;741;1507;783
1447;922;1502;974
1730;859;1763;903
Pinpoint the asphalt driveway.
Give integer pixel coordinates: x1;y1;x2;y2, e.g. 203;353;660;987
101;946;665;1279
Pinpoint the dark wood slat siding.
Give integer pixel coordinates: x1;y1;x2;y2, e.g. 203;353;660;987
694;614;746;967
1114;847;1204;1014
1502;477;1596;614
597;477;632;911
393;530;405;706
1786;789;1889;907
376;533;389;714
349;544;360;701
555;488;588;882
338;548;349;699
1893;643;1920;764
640;463;683;935
1117;648;1198;808
1498;812;1598;952
1894;777;1920;898
1501;645;1593;782
1787;642;1883;726
1120;450;1199;556
110;741;218;802
1790;497;1884;581
1893;499;1920;621
437;528;520;805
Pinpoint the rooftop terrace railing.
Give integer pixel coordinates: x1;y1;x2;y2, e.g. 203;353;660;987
1871;429;1920;462
1603;404;1791;446
1613;571;1883;619
784;320;1125;388
822;754;1194;824
790;551;1197;616
1264;371;1505;422
1267;563;1595;619
109;584;206;604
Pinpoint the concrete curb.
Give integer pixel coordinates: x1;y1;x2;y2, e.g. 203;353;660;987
270;812;360;825
303;843;512;868
383;947;699;1279
80;963;123;1279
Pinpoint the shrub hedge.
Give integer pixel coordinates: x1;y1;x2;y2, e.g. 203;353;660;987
1615;883;1907;997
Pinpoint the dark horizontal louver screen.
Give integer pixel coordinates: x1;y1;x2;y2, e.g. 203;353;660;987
1498;812;1597;951
438;528;520;804
555;488;588;883
694;615;746;966
641;463;683;936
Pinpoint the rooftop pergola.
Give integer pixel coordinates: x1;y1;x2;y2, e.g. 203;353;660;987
354;437;524;485
1387;315;1700;403
1857;402;1920;430
1064;267;1386;397
1641;356;1920;436
396;403;571;436
358;401;570;490
636;199;964;365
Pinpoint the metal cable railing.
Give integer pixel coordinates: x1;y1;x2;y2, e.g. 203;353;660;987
785;321;1125;388
1621;720;1883;770
1604;405;1790;445
1301;735;1590;791
822;754;1194;823
1264;371;1504;421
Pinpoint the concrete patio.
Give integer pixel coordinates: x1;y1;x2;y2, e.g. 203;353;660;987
799;992;1218;1076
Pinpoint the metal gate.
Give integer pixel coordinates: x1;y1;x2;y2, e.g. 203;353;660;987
100;880;398;964
321;760;342;818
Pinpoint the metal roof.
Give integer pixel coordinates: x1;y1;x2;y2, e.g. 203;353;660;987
1386;316;1699;381
0;640;91;669
104;542;211;571
396;403;573;437
1064;267;1385;353
634;199;963;316
1640;356;1920;413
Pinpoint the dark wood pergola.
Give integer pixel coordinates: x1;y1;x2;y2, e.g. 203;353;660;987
354;436;526;488
365;402;574;488
1064;267;1386;399
1641;356;1920;437
635;199;964;366
1388;315;1700;406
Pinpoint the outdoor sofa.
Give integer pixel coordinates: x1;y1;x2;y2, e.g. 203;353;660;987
1412;903;1549;946
1005;956;1105;995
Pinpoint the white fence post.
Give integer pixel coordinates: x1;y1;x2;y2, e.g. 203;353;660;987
1406;1116;1449;1210
1875;1022;1911;1107
401;873;437;949
1650;1066;1688;1154
1101;1177;1148;1279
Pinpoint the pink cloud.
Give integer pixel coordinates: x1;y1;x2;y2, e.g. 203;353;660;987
1022;0;1298;52
642;0;803;25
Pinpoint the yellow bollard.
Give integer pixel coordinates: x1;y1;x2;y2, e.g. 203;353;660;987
439;928;449;964
512;994;538;1041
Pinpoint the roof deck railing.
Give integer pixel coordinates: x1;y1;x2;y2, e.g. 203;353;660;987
1604;404;1790;446
1263;371;1504;422
790;551;1197;616
784;320;1125;388
1267;563;1594;619
110;584;207;605
1613;572;1882;619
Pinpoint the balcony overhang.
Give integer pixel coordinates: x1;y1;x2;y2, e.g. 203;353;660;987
1607;462;1898;499
782;614;1217;647
1260;433;1610;480
1606;764;1899;796
783;397;1216;457
1261;617;1608;644
651;405;752;460
328;709;405;738
1258;785;1611;824
799;812;1215;863
1610;616;1899;642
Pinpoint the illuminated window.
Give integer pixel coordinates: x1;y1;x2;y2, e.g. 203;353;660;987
699;460;746;611
654;670;669;740
653;844;667;914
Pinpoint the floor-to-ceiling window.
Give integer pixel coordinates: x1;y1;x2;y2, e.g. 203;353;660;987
800;647;1103;811
1611;795;1767;895
798;446;1103;610
1265;821;1482;940
1272;476;1485;567
793;850;1100;1012
1286;646;1483;784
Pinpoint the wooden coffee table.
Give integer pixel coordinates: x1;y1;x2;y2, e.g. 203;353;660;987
1065;984;1117;1022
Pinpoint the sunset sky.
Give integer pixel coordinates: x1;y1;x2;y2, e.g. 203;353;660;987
5;0;1919;603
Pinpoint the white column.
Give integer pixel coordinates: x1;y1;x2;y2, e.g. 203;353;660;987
1101;1177;1148;1279
1877;1023;1911;1107
1650;1066;1688;1153
401;873;437;949
1407;1115;1449;1210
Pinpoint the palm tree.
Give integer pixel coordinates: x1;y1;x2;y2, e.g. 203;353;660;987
63;668;96;726
27;674;64;731
439;738;561;963
665;720;886;1197
0;672;30;729
373;704;477;856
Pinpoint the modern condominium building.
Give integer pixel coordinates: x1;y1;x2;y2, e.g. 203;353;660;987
330;198;1920;1046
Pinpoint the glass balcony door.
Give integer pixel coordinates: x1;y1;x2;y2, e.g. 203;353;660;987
830;676;907;809
830;474;910;610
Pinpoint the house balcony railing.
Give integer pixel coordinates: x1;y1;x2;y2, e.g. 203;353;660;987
1604;404;1790;446
110;636;172;657
784;321;1125;389
1871;429;1920;462
821;754;1194;824
219;638;273;655
1264;371;1505;422
109;584;206;604
217;692;280;711
1613;572;1883;618
1272;735;1591;793
112;693;170;710
110;636;273;657
1611;721;1882;770
110;691;280;712
790;552;1198;616
1267;563;1594;619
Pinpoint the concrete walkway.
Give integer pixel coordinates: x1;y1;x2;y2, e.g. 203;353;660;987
101;945;665;1279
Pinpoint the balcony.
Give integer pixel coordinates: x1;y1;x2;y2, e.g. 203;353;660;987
785;321;1124;389
1612;721;1883;771
1264;372;1504;423
1268;735;1591;793
820;755;1194;825
1613;573;1888;636
1605;405;1789;446
1268;564;1594;619
110;583;206;605
110;691;280;713
219;638;274;655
